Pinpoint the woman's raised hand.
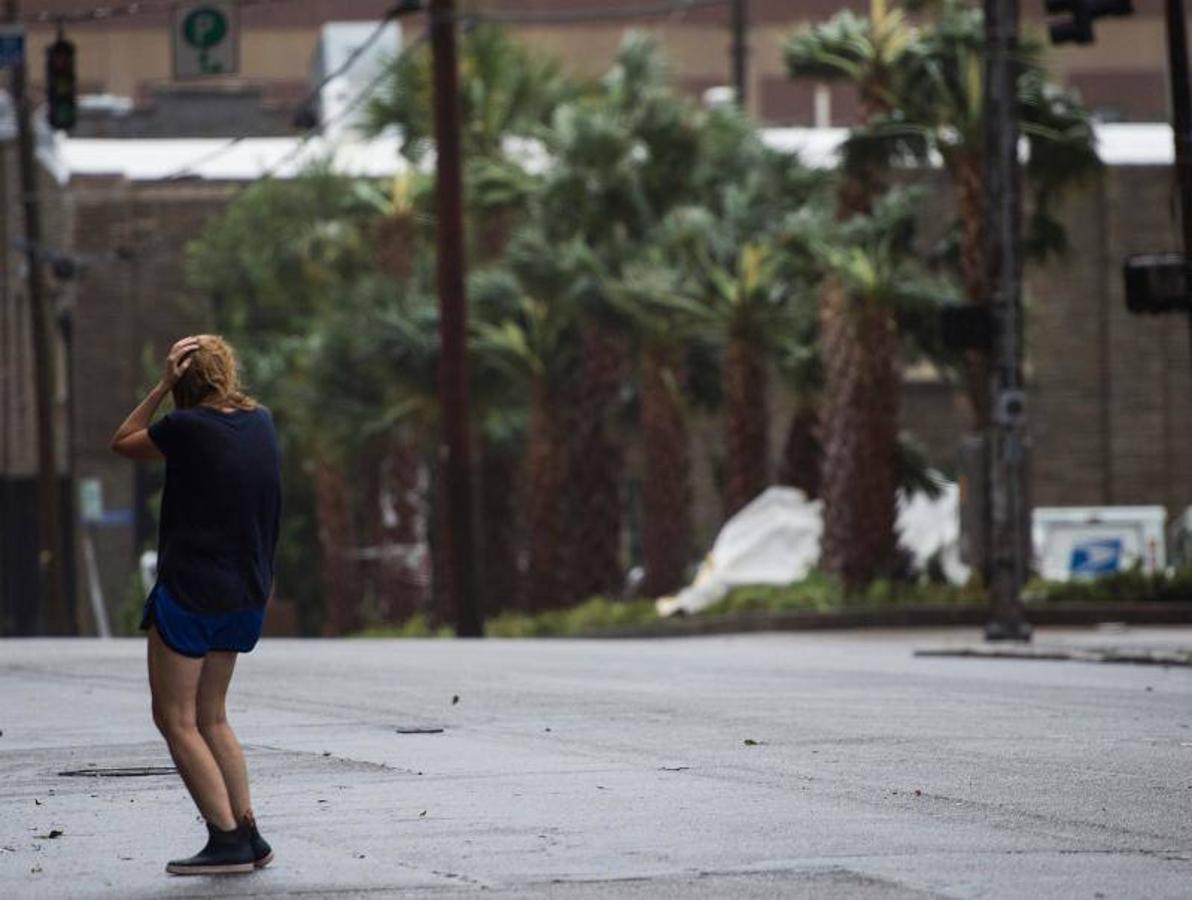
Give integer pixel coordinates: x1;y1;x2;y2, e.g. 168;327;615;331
163;336;201;387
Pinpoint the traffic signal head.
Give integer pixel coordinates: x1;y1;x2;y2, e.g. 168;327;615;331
46;39;77;132
1123;254;1192;315
1045;0;1133;46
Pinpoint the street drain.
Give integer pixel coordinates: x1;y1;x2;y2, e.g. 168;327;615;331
58;766;177;778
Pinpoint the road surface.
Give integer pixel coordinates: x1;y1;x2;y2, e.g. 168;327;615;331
2;627;1190;898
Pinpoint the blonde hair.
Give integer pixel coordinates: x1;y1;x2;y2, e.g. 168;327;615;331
172;334;258;411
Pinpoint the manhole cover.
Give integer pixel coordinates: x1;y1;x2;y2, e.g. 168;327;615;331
58;766;177;778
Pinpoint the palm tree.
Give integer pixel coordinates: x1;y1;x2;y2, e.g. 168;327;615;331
845;0;1099;427
365;25;581;614
597;251;699;597
662;110;823;517
795;190;958;588
785;2;927;588
473;229;588;611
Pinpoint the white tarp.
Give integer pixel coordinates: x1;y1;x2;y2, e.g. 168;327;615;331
656;479;968;617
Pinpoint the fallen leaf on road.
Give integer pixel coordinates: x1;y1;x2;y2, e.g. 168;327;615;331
743;739;763;746
914;790;922;797
452;695;460;705
419;810;427;817
35;830;63;840
34;799;41;805
30;866;42;874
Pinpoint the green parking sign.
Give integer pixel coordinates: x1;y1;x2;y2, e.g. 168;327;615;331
173;2;238;79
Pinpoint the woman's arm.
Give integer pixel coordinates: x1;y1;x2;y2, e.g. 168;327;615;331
110;336;200;460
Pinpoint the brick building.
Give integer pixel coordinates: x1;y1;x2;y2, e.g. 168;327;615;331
12;0;1177;129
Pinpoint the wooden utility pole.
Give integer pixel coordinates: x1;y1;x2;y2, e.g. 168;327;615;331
5;1;69;634
429;0;482;637
982;0;1031;641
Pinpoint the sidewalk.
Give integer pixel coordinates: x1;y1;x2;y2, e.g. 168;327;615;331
2;627;1191;898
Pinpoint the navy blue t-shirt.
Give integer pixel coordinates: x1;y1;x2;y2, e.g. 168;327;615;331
148;405;281;615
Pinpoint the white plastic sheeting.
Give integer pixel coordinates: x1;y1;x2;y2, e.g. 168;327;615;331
656;480;967;617
656;488;822;617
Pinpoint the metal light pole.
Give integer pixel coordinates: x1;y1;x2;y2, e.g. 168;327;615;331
429;0;482;637
1166;0;1192;368
983;0;1032;641
5;1;69;635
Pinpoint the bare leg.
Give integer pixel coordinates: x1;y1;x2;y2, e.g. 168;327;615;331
147;626;237;831
197;650;254;824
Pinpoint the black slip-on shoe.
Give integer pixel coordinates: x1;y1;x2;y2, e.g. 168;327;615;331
165;822;254;876
248;822;273;868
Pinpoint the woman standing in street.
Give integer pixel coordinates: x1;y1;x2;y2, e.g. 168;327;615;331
111;334;281;876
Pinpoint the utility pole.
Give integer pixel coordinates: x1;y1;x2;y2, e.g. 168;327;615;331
730;0;748;108
1165;0;1192;367
983;0;1032;641
5;2;69;635
429;0;482;638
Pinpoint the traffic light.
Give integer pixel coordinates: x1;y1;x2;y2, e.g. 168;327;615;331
940;305;994;352
45;38;77;131
1044;0;1133;46
1123;254;1192;314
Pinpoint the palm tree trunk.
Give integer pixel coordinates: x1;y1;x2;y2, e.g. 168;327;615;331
561;323;626;603
477;436;521;614
818;279;900;591
779;403;822;500
313;457;361;635
523;377;571;612
639;344;693;597
723;326;769;517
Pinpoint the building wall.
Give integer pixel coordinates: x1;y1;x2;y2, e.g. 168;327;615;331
0;142;77;635
16;0;1175;128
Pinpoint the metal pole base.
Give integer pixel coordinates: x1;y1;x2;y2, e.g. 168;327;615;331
983;618;1033;642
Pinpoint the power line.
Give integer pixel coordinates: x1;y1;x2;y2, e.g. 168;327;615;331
162;4;414;181
253;31;429;183
21;0;301;25
468;0;730;25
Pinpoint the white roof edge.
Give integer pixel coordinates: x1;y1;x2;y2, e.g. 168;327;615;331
57;122;1175;183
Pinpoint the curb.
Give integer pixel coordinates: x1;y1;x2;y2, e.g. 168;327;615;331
568;602;1192;639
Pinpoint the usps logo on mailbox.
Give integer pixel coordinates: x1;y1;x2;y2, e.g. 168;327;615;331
1069;538;1124;577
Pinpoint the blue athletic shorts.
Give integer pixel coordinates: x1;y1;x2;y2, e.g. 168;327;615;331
140;582;265;658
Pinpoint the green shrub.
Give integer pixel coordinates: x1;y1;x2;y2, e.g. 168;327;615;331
355;613;454;638
1025;568;1192;605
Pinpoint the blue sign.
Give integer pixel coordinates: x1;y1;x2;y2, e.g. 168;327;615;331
0;27;24;69
1070;538;1124;576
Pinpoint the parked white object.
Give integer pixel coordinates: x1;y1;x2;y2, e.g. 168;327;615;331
1032;506;1166;581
